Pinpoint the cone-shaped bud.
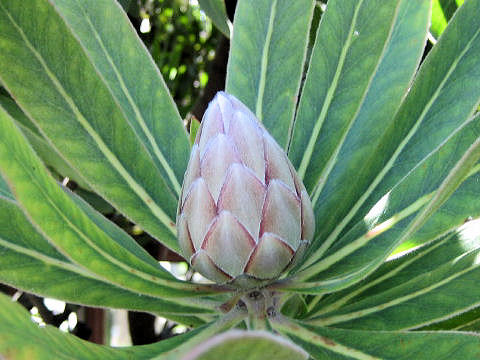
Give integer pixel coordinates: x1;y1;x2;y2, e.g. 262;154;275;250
177;92;315;287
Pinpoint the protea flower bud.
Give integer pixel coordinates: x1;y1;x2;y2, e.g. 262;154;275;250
177;92;315;287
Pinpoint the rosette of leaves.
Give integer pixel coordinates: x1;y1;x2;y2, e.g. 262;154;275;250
0;0;480;359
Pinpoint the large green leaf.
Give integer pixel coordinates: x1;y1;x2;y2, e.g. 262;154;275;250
198;0;231;37
225;0;315;148
0;0;189;252
288;0;430;263
0;105;222;303
183;330;308;360
273;318;480;360
0;293;245;360
307;219;480;330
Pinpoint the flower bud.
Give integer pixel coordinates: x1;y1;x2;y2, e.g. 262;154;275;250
177;92;315;287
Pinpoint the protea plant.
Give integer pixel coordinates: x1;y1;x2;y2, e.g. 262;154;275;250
0;0;480;359
177;92;314;287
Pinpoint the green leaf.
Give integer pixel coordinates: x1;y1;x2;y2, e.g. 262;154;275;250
288;0;430;263
0;195;69;262
431;1;448;40
183;330;308;360
198;0;231;38
281;294;308;318
189;116;201;146
1;176;216;326
273;318;480;360
0;94;39;135
397;155;480;249
0;105;222;303
0;94;91;190
0;293;244;360
0;292;130;360
226;0;315;148
159;309;248;360
461;320;480;331
0;172;13;201
431;0;462;39
73;187;114;214
0;0;190;252
307;219;480;330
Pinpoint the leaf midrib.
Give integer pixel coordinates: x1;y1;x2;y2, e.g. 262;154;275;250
0;187;14;201
255;0;277;123
0;235;103;280
452;308;480;330
296;0;365;180
273;319;380;360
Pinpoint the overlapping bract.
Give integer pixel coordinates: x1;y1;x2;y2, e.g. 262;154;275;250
177;92;315;286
